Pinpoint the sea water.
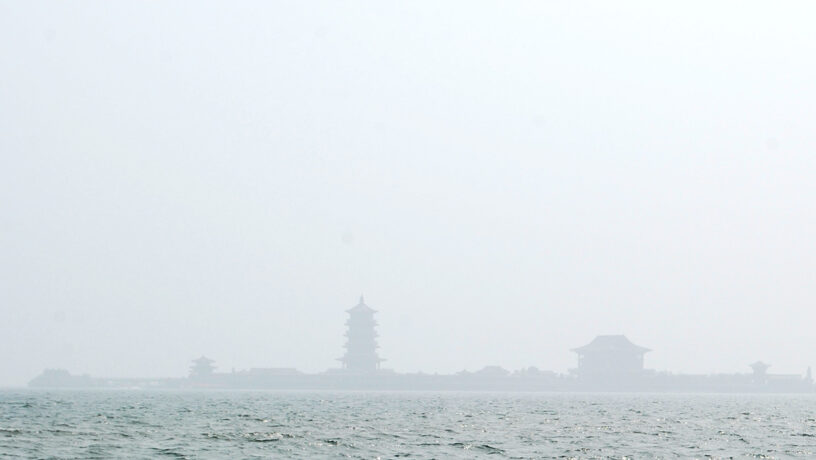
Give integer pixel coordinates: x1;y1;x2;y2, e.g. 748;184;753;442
2;390;815;458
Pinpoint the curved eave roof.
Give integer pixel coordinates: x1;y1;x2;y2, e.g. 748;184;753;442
346;295;377;313
346;299;377;313
571;335;651;354
346;305;376;313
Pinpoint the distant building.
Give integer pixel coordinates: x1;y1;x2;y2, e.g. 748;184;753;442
749;361;770;384
190;356;216;378
572;335;650;378
28;369;95;388
473;365;510;377
338;296;384;372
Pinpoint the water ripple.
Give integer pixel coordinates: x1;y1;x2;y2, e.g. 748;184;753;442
2;391;816;458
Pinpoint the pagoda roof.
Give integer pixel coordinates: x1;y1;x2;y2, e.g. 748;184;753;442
346;295;376;313
571;335;651;354
192;356;215;364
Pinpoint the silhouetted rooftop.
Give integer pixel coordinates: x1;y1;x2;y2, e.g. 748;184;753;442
750;361;771;373
346;295;376;313
572;335;651;354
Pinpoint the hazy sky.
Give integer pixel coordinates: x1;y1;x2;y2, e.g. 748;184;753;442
2;1;816;386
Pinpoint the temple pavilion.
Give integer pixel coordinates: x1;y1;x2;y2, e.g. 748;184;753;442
189;356;216;378
572;335;650;377
338;296;384;372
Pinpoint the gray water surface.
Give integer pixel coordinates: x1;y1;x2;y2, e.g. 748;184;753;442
2;390;815;458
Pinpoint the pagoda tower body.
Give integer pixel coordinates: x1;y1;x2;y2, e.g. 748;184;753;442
189;356;215;379
339;296;383;372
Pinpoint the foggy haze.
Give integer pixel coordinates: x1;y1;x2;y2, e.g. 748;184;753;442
2;1;816;387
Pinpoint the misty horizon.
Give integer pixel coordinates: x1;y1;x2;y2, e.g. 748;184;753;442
29;297;813;395
3;2;816;388
8;292;815;385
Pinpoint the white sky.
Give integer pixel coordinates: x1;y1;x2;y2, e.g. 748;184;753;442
2;1;816;386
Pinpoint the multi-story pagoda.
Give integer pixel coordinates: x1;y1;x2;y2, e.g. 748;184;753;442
189;356;216;378
338;296;384;372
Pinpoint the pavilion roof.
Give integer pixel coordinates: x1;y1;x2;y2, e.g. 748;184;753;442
346;295;376;313
571;335;651;354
